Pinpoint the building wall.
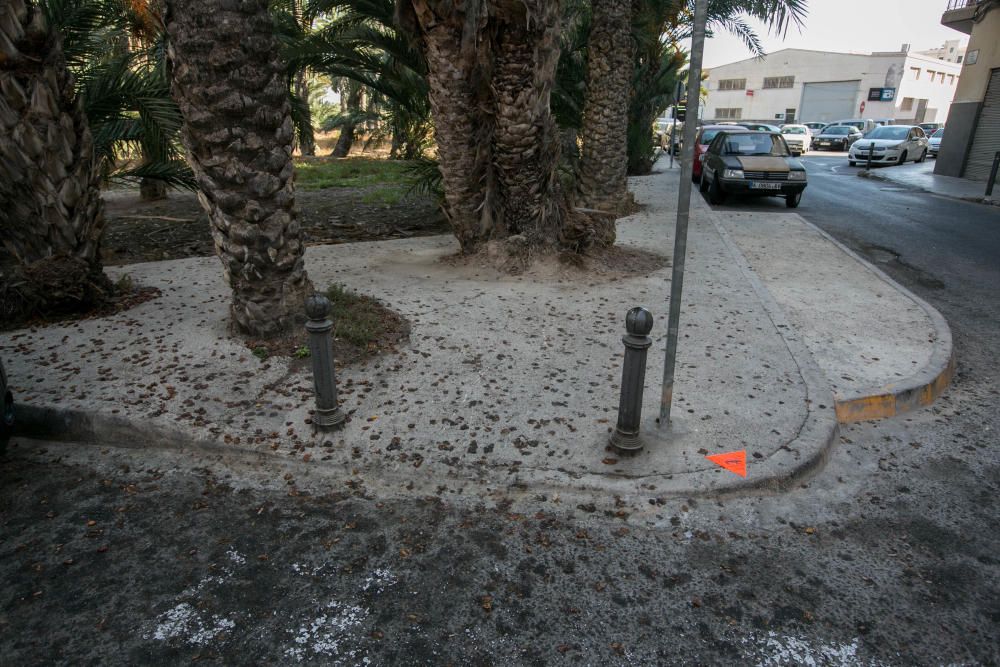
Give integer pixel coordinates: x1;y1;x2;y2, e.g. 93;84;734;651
936;5;1000;178
897;53;963;123
917;39;967;63
703;49;960;125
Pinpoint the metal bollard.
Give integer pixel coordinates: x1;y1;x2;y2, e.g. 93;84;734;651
985;151;1000;198
305;293;346;430
866;141;874;172
611;307;654;452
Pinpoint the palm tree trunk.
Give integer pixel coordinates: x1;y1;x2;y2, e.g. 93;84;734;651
0;0;111;318
576;0;633;236
400;2;492;252
163;0;312;338
400;0;587;261
331;84;361;158
490;0;566;251
294;71;315;156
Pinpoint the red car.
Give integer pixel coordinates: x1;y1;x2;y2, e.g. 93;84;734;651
692;125;739;182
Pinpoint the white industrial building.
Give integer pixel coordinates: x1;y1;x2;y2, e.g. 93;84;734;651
702;47;963;125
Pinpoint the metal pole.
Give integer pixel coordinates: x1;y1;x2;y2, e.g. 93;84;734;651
985;151;1000;198
866;141;874;172
659;0;708;428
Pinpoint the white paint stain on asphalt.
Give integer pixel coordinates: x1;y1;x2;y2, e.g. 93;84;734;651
744;631;887;666
283;600;369;664
150;603;235;646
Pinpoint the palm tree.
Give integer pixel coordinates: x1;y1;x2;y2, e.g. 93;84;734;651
579;0;809;183
284;0;432;159
163;0;312;337
0;0;112;320
397;0;593;262
575;0;632;233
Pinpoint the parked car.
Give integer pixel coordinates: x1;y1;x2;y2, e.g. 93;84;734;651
919;122;944;136
739;122;783;132
691;124;736;182
848;125;928;166
813;125;864;151
699;130;807;208
0;358;13;453
831;118;877;134
654;117;683;153
873;118;896;126
779;124;812;155
802;122;828;132
928;128;944;157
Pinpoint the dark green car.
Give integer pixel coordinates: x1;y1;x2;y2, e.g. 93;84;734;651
699;130;807;208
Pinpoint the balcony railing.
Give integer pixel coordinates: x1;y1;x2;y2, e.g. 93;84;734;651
945;0;980;10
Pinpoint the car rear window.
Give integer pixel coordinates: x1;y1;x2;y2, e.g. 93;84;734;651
825;127;850;135
700;129;723;144
722;134;789;157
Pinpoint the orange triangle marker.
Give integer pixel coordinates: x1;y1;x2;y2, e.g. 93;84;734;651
706;450;747;477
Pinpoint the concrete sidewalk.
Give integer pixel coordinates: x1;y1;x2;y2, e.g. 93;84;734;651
0;159;954;504
859;159;999;205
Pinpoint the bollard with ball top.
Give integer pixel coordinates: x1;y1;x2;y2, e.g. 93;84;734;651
611;307;654;453
305;293;346;430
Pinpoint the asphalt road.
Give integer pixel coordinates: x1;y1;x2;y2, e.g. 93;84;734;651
2;166;999;665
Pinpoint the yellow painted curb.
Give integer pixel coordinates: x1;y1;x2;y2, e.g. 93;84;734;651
834;349;955;423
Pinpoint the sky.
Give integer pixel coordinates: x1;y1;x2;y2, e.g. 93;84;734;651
701;0;969;68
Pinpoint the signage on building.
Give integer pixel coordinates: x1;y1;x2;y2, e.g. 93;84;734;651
860;101;866;114
746;89;754;96
868;87;897;102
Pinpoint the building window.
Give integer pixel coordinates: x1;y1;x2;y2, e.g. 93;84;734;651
715;108;742;119
762;76;794;89
901;97;914;111
927;70;936;80
957;55;963;63
910;67;921;79
718;78;746;91
948;74;955;85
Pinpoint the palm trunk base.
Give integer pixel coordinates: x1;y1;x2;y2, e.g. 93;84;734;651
331;127;355;157
1;255;112;323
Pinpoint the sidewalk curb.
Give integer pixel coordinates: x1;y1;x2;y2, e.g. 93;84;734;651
797;220;956;423
858;169;999;207
12;403;227;455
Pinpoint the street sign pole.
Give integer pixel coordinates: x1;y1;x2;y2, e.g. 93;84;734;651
659;0;708;429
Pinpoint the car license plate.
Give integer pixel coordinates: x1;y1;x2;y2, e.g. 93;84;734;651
819;141;829;145
750;182;781;190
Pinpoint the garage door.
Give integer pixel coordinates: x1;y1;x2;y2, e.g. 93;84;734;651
964;68;1000;181
799;81;860;124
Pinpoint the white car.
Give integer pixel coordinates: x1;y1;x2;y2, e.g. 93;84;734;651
779;124;811;155
848;125;929;166
928;129;944;157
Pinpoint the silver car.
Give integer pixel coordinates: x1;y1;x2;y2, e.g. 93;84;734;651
928;129;944;157
848;125;929;166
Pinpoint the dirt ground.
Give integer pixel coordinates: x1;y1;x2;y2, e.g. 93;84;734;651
101;186;450;266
